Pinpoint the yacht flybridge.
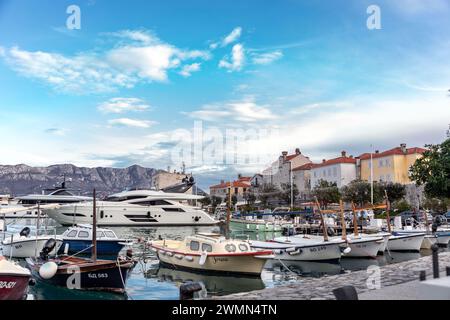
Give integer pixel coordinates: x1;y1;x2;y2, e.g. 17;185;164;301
43;189;219;226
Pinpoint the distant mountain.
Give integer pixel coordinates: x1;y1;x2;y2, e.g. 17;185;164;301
0;164;160;197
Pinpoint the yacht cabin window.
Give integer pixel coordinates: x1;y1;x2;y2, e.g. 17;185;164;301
97;231;105;238
239;244;249;252
105;231;116;238
201;243;213;252
225;244;236;252
190;241;200;251
66;230;77;238
78;230;89;238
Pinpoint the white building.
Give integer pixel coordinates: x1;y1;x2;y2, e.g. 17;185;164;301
262;148;312;189
310;151;357;188
292;163;314;201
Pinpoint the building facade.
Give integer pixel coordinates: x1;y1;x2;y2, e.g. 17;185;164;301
310;151;357;188
209;175;251;200
262;148;312;188
292;163;313;201
358;144;426;184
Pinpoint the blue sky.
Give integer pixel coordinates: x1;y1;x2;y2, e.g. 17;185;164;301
0;0;450;189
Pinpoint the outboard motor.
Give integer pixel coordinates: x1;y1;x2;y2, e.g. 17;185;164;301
40;238;57;261
327;227;336;237
431;223;438;233
20;227;31;238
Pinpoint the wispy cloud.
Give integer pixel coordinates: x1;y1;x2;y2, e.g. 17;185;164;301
98;97;151;114
251;50;283;65
179;63;201;77
219;44;245;72
210;27;242;49
187;96;277;122
45;128;68;136
108;118;156;128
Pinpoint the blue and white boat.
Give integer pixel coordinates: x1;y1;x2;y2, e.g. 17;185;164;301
58;224;134;256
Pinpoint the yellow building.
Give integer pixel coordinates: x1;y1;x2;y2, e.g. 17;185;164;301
358;144;426;184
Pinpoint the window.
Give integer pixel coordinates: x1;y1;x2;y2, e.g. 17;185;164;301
385;159;390;167
234;188;238;194
327;169;331;177
78;231;89;238
162;208;185;212
190;241;200;251
379;160;383;168
97;231;105;238
202;243;213;252
239;244;249;252
314;172;317;178
333;167;337;177
66;230;77;238
225;244;236;252
134;200;172;206
105;231;116;238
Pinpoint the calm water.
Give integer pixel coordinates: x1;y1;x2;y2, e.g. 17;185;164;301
2;218;448;300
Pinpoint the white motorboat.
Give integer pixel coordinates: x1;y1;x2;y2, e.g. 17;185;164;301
149;233;273;275
250;235;346;262
44;189;219;226
386;233;425;252
1;227;62;259
394;227;450;247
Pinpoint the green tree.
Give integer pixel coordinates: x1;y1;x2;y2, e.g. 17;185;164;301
423;197;448;214
410;136;450;199
279;183;299;206
342;180;373;206
312;180;340;208
211;196;223;211
199;196;211;207
381;182;406;203
231;194;238;207
258;183;279;208
393;199;411;213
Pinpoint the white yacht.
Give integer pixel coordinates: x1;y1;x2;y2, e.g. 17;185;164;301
43;189;219;226
0;183;91;219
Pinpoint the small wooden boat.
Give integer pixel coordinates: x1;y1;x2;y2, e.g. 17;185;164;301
149;233;273;276
0;256;33;300
387;233;425;252
25;190;135;293
58;224;134;256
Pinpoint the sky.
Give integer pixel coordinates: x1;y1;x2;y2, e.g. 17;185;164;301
0;0;449;189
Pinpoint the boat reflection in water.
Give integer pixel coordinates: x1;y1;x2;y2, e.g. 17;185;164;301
265;260;342;278
146;265;265;297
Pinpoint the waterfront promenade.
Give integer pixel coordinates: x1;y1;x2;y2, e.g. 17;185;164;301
216;252;450;300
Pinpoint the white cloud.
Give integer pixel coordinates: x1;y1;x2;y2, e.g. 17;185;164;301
210;27;242;49
187;97;277;122
219;44;245;72
252;50;283;65
98;97;151;114
45;128;68;136
388;0;449;16
0;30;211;93
179;63;201;77
108;118;156;128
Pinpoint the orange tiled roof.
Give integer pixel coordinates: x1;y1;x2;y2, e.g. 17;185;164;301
312;156;356;169
210;180;251;189
358;147;426;160
292;163;316;171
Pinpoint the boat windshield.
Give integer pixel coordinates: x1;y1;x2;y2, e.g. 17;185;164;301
104;195;146;202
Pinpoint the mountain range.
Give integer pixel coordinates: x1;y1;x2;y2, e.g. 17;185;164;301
0;164;159;197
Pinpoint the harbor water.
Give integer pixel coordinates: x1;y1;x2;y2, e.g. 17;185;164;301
1;218;448;300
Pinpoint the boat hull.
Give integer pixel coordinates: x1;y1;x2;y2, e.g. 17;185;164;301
2;238;62;259
58;240;126;256
155;250;268;275
0;274;30;300
230;219;283;233
342;238;384;258
387;234;425;252
26;257;134;293
251;240;343;262
45;204;218;227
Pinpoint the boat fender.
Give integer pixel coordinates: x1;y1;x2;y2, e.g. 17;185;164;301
288;249;302;256
274;249;282;255
175;254;183;260
39;262;58;279
20;227;31;238
166;252;174;257
40;238;58;260
285;247;297;253
342;247;352;255
159;250;166;255
199;252;208;265
63;243;70;255
185;256;194;262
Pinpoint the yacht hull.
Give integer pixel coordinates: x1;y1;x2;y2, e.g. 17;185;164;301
45;204;218;227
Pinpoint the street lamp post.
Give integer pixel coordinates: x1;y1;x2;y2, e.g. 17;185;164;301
370;144;374;205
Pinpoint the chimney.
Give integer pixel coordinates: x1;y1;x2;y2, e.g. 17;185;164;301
400;143;407;154
220;180;225;184
282;151;288;161
238;173;242;179
375;150;379;154
295;148;301;155
322;159;326;163
341;150;347;157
